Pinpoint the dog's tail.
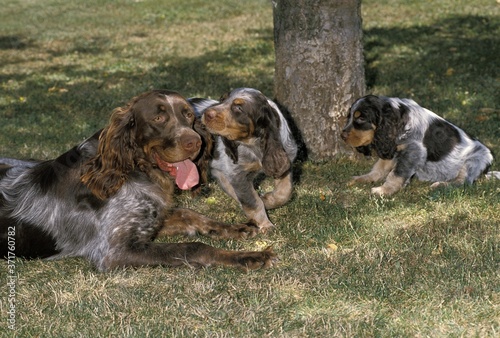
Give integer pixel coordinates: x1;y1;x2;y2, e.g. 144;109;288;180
0;157;39;168
485;171;500;180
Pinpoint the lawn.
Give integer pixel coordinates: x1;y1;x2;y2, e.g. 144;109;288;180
1;0;499;337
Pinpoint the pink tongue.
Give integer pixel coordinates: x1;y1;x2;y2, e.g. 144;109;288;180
172;159;199;190
155;155;199;190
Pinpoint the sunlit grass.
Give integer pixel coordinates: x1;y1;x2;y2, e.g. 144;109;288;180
1;0;499;337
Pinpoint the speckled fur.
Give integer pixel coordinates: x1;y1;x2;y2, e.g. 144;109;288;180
342;95;495;195
0;90;276;271
189;88;298;230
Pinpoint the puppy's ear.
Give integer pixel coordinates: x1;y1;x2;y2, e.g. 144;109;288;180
219;91;230;102
81;105;137;199
372;99;406;159
259;103;291;178
356;145;372;157
262;136;290;178
222;138;239;163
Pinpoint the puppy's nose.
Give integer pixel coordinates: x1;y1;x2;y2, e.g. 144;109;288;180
180;133;202;152
203;109;217;123
341;131;348;141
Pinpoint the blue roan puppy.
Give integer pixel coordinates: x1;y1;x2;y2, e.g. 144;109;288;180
189;88;298;231
342;95;496;196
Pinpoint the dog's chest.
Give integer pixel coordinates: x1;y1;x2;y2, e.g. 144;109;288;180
212;138;263;173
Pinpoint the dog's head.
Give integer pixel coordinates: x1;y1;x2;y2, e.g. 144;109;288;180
341;95;408;159
201;88;290;178
201;88;271;141
82;90;202;199
129;90;201;164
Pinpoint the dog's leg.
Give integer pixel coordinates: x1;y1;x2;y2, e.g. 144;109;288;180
371;145;424;196
261;171;293;209
241;199;274;232
103;242;276;272
158;208;260;240
232;178;274;231
430;165;467;189
349;159;395;185
212;173;239;201
213;169;274;231
371;172;406;196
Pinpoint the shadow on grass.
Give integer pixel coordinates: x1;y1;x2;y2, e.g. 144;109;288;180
333;212;498;302
363;15;499;144
149;45;274;97
364;15;499;93
1;14;498;156
0;35;29;50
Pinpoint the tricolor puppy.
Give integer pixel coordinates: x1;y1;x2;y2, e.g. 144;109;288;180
341;95;495;196
189;88;297;231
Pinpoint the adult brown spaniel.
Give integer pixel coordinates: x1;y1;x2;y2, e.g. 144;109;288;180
0;90;275;271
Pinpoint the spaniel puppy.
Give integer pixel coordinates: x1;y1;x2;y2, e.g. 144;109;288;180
341;95;495;196
189;88;297;231
0;90;275;271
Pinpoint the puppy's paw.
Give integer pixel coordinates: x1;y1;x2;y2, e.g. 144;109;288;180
349;174;375;186
256;220;275;234
430;181;449;189
371;186;394;196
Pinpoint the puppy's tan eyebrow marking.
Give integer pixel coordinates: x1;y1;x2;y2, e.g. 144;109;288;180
354;111;361;118
233;98;245;106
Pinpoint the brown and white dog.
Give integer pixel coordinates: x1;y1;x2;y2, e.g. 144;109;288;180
189;88;298;231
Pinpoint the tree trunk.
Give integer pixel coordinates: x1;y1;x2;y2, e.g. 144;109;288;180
273;0;365;161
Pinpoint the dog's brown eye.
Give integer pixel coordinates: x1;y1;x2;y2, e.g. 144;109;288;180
153;115;166;123
232;104;244;114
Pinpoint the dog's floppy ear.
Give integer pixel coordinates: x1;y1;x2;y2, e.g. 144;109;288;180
219;91;230;102
222;137;239;163
192;117;214;187
356;145;372;157
81;105;137;199
257;103;291;178
372;98;407;159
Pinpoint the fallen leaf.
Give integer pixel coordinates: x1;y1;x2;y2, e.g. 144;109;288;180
327;243;338;252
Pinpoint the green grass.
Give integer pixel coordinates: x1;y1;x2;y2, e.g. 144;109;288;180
1;0;499;337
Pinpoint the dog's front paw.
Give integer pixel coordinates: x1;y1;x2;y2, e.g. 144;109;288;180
225;222;261;239
255;220;275;234
238;224;260;239
371;186;393;196
349;174;374;186
235;247;277;271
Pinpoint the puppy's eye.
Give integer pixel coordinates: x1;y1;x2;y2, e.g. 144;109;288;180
232;104;244;115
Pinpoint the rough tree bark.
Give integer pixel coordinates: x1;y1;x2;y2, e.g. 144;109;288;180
273;0;365;161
